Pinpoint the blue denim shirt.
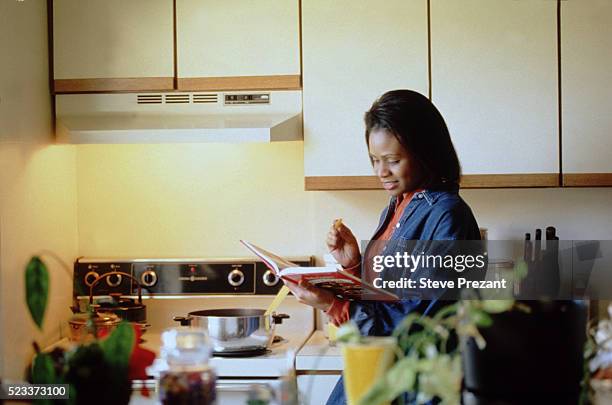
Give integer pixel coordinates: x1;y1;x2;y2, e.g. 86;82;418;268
350;185;481;337
326;186;479;405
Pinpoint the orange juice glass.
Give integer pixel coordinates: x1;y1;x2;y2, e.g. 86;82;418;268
341;336;396;405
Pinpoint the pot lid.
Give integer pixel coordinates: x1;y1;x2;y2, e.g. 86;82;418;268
70;311;120;326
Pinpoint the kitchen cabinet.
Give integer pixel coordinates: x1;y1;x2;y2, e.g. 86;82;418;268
302;0;429;190
298;374;341;405
53;0;174;92
176;0;301;91
296;331;343;405
430;0;559;187
53;0;300;93
560;0;612;186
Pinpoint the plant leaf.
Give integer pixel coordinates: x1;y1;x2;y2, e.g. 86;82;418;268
100;322;135;374
470;309;493;327
31;352;56;384
481;300;514;314
336;322;362;343
25;256;49;329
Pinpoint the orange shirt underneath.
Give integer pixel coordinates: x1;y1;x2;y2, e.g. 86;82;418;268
325;190;419;326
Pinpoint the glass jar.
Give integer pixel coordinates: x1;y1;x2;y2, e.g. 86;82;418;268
158;328;217;405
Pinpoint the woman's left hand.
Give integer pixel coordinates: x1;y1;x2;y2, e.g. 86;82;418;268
283;279;335;311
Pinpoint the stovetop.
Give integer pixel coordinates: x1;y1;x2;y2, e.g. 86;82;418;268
72;257;317;378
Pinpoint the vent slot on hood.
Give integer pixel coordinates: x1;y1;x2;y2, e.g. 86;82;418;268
137;94;163;104
164;94;190;104
193;93;218;104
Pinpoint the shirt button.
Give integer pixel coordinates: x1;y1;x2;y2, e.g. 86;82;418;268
396;223;400;228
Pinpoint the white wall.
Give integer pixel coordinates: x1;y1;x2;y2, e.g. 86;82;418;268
0;0;78;379
75;143;612;261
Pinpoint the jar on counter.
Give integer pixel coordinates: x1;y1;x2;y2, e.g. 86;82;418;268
158;327;217;405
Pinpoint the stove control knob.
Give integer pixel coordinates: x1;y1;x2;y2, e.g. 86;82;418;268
84;271;100;287
141;270;158;287
106;272;122;287
263;270;279;287
228;269;245;287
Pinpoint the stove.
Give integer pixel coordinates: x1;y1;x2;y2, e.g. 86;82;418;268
72;257;317;404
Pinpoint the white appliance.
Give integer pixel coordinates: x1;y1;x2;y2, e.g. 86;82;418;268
55;91;302;144
72;257;316;405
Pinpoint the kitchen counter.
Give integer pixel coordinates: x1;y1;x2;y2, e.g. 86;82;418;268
143;331;309;377
295;331;343;372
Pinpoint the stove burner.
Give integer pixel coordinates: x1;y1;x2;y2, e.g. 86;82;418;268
212;348;270;358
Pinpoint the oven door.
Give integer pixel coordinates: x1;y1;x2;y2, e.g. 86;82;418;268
216;379;280;405
130;378;280;405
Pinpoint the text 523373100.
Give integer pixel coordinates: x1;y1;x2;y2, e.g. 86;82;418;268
0;384;69;400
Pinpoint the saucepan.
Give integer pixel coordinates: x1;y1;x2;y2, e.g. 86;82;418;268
69;271;150;342
173;309;289;354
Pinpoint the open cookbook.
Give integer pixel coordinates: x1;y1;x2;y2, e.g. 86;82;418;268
240;240;397;300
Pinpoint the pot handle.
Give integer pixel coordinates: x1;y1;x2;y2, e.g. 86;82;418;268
173;316;192;326
89;271;143;305
271;313;290;325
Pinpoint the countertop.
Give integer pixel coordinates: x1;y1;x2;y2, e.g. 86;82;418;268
295;331;343;372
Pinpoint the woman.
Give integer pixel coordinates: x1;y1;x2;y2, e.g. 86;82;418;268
286;90;480;404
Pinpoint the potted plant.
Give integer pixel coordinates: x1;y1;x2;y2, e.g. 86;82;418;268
24;255;155;405
588;304;612;405
337;300;515;405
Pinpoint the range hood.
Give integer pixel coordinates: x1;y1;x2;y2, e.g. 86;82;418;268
55;91;302;144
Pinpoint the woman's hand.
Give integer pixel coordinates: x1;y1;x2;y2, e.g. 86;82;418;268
326;220;361;268
283;279;335;312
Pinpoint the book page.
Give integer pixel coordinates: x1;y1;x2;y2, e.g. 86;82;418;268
240;240;298;274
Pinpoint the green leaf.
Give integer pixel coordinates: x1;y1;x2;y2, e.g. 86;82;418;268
514;260;528;281
470;309;493;327
336;322;362;344
481;300;514;314
100;321;135;374
31;353;56;384
25;256;49;329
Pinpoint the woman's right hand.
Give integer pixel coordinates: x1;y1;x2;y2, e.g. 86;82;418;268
326;220;361;268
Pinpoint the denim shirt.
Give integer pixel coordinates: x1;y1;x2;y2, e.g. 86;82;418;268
326;186;480;405
350;185;481;337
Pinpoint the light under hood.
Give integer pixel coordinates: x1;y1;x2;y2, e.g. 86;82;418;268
55;91;302;144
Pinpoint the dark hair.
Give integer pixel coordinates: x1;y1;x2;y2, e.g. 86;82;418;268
364;89;461;189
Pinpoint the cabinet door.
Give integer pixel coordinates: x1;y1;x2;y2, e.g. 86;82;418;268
561;0;612;186
176;0;300;91
298;374;341;405
53;0;174;92
431;0;558;187
303;0;428;186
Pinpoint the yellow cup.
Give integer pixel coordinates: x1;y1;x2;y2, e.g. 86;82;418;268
341;337;396;405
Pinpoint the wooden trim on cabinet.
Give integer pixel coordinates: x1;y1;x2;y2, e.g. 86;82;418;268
563;173;612;187
177;75;302;91
459;174;559;188
296;370;342;376
305;174;560;191
305;176;382;191
54;77;175;93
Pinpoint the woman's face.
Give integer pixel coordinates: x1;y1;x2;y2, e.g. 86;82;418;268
368;129;423;197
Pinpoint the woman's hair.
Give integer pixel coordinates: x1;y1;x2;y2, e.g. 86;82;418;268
364;89;461;189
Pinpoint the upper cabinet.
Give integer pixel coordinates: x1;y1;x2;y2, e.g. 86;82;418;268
176;0;301;91
430;0;559;187
302;0;428;188
561;0;612;186
53;0;174;92
53;0;301;93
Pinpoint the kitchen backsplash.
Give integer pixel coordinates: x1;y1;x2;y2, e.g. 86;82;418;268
76;143;612;260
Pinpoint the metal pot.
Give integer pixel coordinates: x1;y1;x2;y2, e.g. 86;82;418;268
174;309;289;354
68;311;121;342
88;271;148;323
